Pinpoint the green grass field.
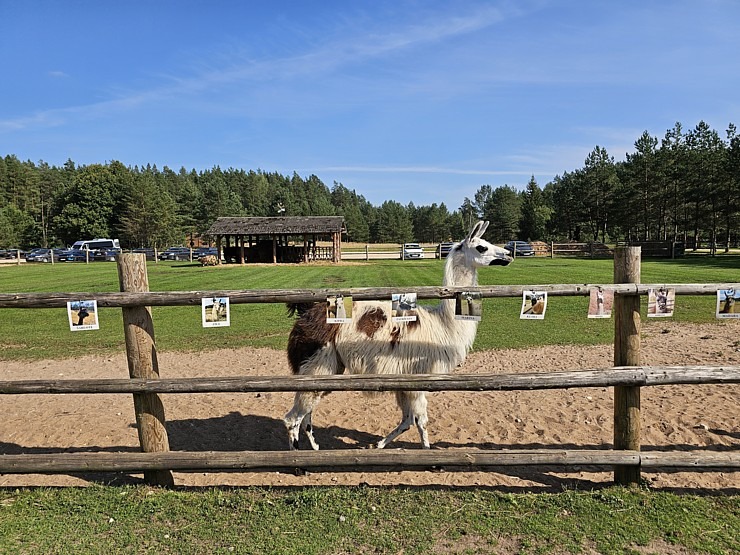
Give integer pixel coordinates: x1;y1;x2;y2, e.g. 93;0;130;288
0;256;738;360
0;485;737;554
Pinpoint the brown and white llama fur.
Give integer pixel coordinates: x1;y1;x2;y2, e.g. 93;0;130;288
284;221;512;450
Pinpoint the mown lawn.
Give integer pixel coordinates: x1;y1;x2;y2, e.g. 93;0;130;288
0;486;738;554
0;255;738;360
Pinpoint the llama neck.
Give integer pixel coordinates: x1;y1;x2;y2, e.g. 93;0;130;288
438;255;480;347
442;255;478;288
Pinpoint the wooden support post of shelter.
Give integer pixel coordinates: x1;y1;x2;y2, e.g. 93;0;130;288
117;253;174;487
613;246;642;486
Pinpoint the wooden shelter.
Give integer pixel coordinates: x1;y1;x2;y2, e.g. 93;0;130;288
205;216;345;264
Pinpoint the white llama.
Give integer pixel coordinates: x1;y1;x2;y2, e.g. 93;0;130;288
334;295;347;319
284;221;513;450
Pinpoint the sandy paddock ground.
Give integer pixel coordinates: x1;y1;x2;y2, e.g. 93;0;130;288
1;320;738;491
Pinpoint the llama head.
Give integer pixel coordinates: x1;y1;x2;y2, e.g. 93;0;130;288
452;220;513;268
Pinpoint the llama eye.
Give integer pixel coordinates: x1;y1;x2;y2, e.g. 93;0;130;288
476;245;488;254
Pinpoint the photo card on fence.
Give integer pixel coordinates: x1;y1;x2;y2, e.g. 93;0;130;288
326;294;353;323
520;290;547;320
392;292;418;322
587;287;613;318
67;300;99;331
202;296;230;327
455;291;482;321
648;287;675;317
716;288;740;318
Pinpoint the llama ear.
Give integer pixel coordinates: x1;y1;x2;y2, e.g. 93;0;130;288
465;221;483;242
465;220;488;241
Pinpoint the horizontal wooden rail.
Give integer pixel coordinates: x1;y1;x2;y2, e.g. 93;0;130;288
0;449;737;475
1;366;738;395
1;283;739;308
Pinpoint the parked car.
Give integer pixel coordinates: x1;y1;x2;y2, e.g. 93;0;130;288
435;242;456;259
91;248;121;262
25;248;65;263
59;248;89;262
158;247;192;261
3;248;27;259
400;243;424;260
132;248;156;261
504;241;535;257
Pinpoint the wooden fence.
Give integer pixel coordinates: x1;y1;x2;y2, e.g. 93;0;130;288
550;242;613;258
0;248;738;487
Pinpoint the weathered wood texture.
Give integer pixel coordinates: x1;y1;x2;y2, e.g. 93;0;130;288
0;449;737;475
117;253;174;487
613;246;642;486
1;366;738;395
2;283;739;309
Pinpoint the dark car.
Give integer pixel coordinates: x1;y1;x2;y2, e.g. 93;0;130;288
60;248;89;262
91;248;121;262
25;248;65;263
0;248;26;260
504;241;535;257
158;247;192;261
435;242;456;259
132;248;156;261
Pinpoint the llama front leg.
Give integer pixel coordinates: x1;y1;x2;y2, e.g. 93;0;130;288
284;391;322;450
376;392;430;449
301;411;320;451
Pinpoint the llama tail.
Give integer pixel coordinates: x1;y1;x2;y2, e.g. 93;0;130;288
286;303;316;318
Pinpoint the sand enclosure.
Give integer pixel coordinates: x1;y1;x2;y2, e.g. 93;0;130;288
1;320;738;490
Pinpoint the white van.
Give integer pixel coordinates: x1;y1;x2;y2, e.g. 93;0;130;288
71;238;121;251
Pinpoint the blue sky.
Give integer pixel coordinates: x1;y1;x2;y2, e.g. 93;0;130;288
1;1;739;209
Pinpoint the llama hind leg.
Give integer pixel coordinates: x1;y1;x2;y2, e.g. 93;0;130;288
376;391;430;449
412;392;430;449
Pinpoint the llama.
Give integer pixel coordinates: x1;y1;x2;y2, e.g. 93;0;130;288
284;221;513;450
333;295;347;319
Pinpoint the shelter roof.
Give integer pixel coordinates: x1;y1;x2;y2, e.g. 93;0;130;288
205;216;345;236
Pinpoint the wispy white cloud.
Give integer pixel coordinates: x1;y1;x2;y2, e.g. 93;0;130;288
1;2;519;133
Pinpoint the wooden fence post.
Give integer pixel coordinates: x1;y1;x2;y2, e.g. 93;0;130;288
117;253;174;487
613;246;642;486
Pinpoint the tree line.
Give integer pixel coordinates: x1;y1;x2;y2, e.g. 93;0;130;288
1;120;738;250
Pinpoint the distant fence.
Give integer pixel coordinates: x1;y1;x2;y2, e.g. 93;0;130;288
0;248;738;487
550;242;613;258
618;241;685;258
